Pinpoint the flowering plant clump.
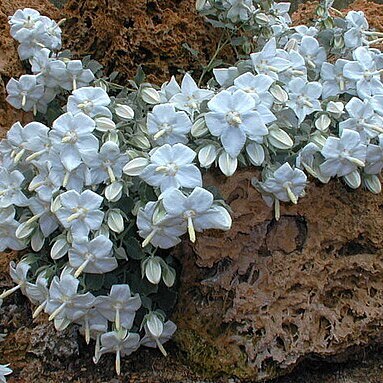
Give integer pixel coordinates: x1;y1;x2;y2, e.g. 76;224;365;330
1;0;383;377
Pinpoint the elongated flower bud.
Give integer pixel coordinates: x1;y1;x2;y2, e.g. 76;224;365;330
115;104;135;120
141;87;161;105
123;157;149;176
218;151;237;177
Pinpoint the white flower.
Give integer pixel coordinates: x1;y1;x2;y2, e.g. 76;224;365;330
286;78;322;123
159;76;181;103
68;235;118;277
98;329;140;375
96;284;141;330
0;208;26;252
6;75;44;112
67;87;112;118
45;273;95;321
298;36;326;71
233;72;275;109
60;60;95;91
365;137;383;175
137;201;186;249
162;187;232;242
0;261;30;299
344;11;369;48
205;89;269;158
0;167;28;208
320;129;367;177
141;313;177;356
339;97;383;141
0;364;12;383
49;112;98;172
225;0;255;22
25;272;49;318
28;196;59;237
261;163;307;204
76;308;108;346
343;47;383;99
147;104;192;145
169;73;213;115
320;59;354;99
8;8;41;38
48;154;91;192
250;38;290;79
55;190;104;241
140;143;202;192
83;141;128;184
213;67;239;87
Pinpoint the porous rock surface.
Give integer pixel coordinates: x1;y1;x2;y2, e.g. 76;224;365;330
62;0;225;84
173;170;383;381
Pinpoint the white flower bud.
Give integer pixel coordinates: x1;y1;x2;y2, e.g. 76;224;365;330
343;170;361;189
198;144;217;168
246;142;264;166
95;117;116;132
145;257;162;285
146;314;164;338
31;230;44;252
108;210;124;233
115;104;135;120
255;13;269;25
130;135;151;150
326;101;344;116
123;157;149;176
285;38;299;52
315;114;331;132
364;174;381;194
191;118;208;138
270;84;288;104
51;238;69;260
105;181;123;202
107;130;119;145
218;151;237;177
268;127;294;150
162;266;176;287
141;87;161;105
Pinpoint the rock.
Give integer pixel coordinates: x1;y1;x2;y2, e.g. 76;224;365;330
173;170;383;381
61;0;226;83
0;0;59;135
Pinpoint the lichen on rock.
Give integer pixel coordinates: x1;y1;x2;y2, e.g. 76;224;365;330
173;170;383;381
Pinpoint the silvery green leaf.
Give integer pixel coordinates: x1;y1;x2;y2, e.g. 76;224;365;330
31;229;44;252
162;265;176;288
218;151;237;176
198;144;217;168
268;127;293;150
364;174;381;194
343;169;361;189
246;142;264;166
141;87;161;105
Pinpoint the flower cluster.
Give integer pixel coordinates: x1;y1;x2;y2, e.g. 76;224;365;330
0;9;233;376
7;8;94;114
2;1;383;378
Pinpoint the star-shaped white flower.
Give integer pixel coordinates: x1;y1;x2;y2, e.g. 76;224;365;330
205;89;269;158
140;143;202;192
